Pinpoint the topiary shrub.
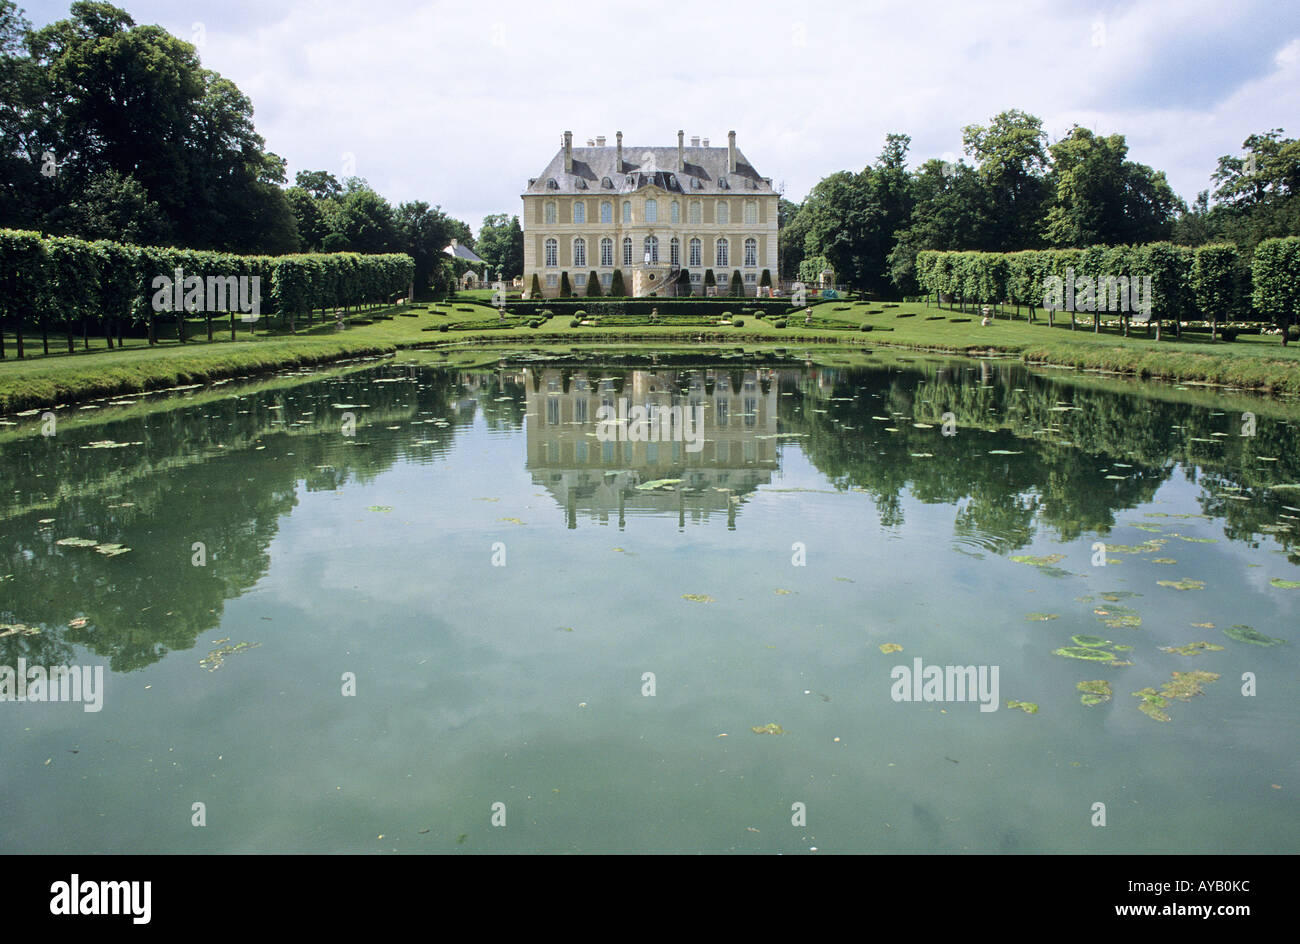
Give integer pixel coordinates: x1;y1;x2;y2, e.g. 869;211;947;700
774;319;787;329
610;269;626;297
438;323;449;332
586;271;601;297
1288;326;1300;341
569;318;581;328
574;310;586;318
733;317;744;327
530;273;542;298
529;320;541;328
1219;327;1237;342
729;270;744;297
859;323;872;331
559;271;572;297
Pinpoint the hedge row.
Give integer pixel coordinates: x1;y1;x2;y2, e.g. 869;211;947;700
506;298;791;318
915;240;1299;342
0;228;414;357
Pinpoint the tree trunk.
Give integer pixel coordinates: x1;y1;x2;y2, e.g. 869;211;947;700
148;313;156;346
66;320;74;353
230;309;236;341
1210;317;1217;342
207;312;213;341
16;321;24;358
42;317;49;355
82;315;88;351
177;310;185;343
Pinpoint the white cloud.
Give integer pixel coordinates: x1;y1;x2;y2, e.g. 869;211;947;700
23;0;1300;227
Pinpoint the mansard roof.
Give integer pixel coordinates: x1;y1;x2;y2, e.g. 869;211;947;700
525;145;774;197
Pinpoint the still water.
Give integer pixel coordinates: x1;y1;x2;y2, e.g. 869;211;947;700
2;351;1297;853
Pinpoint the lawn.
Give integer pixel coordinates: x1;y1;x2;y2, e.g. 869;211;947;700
2;297;1298;411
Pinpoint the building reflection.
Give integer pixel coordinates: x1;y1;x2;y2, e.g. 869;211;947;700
522;367;783;528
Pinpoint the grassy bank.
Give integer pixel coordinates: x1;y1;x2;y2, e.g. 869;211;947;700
3;297;1299;410
0;334;397;412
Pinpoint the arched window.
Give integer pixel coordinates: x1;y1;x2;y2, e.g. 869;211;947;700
623;237;633;266
573;237;587;268
716;238;729;267
689;201;702;224
644;235;659;263
670;201;680;224
670;237;680;266
744;237;757;267
716;201;729;225
645;198;658;223
689;237;702;268
600;237;613;267
545;202;557;224
545;238;558;267
622;201;632;223
573;201;586;224
600;201;613;223
743;201;758;224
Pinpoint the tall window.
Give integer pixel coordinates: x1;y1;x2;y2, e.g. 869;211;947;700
689;201;702;224
716;201;729;225
622;201;632;223
670;237;680;266
600;237;613;267
623;237;633;266
744;237;757;267
670;201;680;223
689;238;701;267
545;238;558;267
545;202;557;224
744;201;758;224
574;201;586;224
645;199;658;223
716;238;729;267
573;237;586;267
600;201;613;223
644;235;658;263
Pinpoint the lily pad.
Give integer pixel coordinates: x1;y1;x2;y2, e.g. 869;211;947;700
367;505;393;513
1132;670;1220;722
1077;679;1112;706
637;479;682;490
1160;641;1225;656
93;543;130;557
879;642;903;654
1010;554;1066;567
1071;634;1111;648
1006;700;1038;714
751;723;785;735
55;537;98;548
1053;646;1117;661
1099;591;1140;601
0;623;41;639
1157;578;1206;591
1025;613;1059;621
1151;558;1178;564
1268;578;1300;589
1093;605;1141;628
1223;625;1284;646
682;594;715;603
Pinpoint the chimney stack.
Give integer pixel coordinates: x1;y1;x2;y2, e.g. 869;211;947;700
563;130;573;172
728;130;737;173
677;129;685;171
702;137;709;147
691;135;700;147
596;135;606;147
587;138;594;147
616;131;623;172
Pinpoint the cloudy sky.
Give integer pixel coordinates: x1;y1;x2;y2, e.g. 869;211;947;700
23;0;1300;234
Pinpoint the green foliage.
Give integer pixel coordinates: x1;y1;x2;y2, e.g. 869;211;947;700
610;269;626;297
1251;236;1300;339
530;273;542;299
585;270;601;297
559;271;572;297
759;269;772;287
729;270;744;297
1191;244;1240;333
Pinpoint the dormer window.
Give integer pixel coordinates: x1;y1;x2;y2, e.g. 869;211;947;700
601;176;613;189
691;177;703;190
576;178;588;190
718;176;730;190
546;178;559;190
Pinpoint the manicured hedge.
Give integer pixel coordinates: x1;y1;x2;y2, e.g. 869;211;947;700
0;227;414;356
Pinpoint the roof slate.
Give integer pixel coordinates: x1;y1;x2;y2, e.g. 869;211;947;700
525;145;773;197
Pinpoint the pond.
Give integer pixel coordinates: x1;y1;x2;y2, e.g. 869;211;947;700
1;350;1297;853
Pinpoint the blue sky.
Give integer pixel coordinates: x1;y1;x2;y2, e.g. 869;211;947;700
21;0;1300;234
